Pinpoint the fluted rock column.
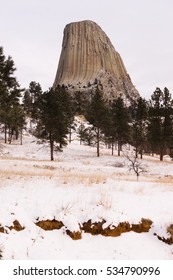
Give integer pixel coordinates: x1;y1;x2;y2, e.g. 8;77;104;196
53;20;139;102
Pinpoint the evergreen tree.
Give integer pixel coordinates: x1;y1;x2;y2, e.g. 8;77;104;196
147;87;173;161
0;47;9;134
85;87;108;157
0;48;16;89
0;46;23;143
23;89;32;116
72;91;89;115
35;85;73;161
3;55;16;88
28;81;42;120
77;124;95;146
29;81;42;103
0;47;5;86
7;104;25;144
102;108;115;155
110;97;131;156
131;97;148;158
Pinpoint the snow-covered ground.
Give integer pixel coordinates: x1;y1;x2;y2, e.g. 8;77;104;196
0;128;173;260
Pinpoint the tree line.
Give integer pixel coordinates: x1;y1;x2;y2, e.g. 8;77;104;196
1;46;173;161
82;86;173;161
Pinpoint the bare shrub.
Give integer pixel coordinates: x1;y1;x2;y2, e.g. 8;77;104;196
60;202;74;216
124;150;147;181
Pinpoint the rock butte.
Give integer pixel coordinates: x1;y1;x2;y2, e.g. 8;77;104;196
53;20;139;103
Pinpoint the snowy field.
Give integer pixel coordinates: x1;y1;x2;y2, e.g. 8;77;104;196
0;128;173;260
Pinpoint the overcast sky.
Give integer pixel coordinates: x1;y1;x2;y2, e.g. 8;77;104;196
1;0;173;99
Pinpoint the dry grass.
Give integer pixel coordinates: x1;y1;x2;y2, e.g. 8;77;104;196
0;163;171;186
33;164;57;170
1;156;63;162
60;171;107;185
82;160;91;165
1;153;173;185
0;166;106;184
0;169;55;177
155;175;173;184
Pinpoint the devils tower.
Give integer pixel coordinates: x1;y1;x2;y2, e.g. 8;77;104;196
53;20;139;102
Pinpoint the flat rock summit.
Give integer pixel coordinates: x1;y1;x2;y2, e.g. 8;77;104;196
53;20;139;102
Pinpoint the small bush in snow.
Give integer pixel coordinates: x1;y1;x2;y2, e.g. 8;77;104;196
124;150;147;181
114;162;124;168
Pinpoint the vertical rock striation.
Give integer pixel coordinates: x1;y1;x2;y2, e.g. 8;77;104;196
53;20;139;102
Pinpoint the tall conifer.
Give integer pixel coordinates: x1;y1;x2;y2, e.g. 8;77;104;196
110;97;131;156
85;87;108;157
35;85;73;160
148;87;173;161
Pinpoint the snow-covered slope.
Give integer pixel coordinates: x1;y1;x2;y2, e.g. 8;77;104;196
0;130;173;260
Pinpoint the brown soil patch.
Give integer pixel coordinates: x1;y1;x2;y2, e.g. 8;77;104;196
154;224;173;245
9;220;25;231
36;219;82;240
66;230;82;240
102;222;131;237
35;219;64;231
131;218;153;233
0;226;5;233
0;218;154;241
81;219;106;235
81;218;153;236
0;220;24;233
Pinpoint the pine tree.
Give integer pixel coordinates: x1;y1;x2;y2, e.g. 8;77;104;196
110;97;131;156
29;81;42;103
72;91;89;115
77;124;95;146
28;81;42;120
102;108;115;155
7;104;25;144
0;47;23;143
23;89;32;116
85;87;108;157
148;87;173;161
0;47;8;137
0;47;5;85
35;85;73;161
131;97;148;158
